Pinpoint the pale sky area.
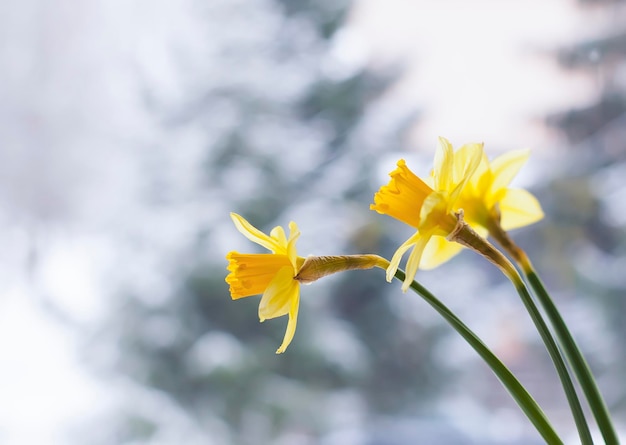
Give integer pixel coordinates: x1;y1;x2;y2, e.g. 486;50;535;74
346;0;604;152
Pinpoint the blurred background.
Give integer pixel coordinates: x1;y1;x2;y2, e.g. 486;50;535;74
1;0;625;443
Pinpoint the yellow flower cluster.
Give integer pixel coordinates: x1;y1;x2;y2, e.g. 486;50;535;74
371;137;543;288
225;137;543;352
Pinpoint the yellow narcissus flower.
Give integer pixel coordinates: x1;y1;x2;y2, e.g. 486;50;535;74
371;137;483;290
226;213;386;353
419;149;545;270
226;212;305;354
460;149;544;232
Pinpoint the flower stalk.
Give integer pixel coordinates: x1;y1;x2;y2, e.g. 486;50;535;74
486;218;620;445
387;263;563;444
448;217;594;445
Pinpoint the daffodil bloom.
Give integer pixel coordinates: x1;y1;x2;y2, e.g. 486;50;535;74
459;149;544;234
419;149;545;270
226;213;387;353
371;137;483;290
226;213;304;354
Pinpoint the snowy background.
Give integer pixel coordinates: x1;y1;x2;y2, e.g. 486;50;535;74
1;0;625;443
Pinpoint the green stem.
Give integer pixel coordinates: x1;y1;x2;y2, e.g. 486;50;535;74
512;279;594;445
487;220;619;444
393;268;563;445
526;269;620;445
452;223;594;445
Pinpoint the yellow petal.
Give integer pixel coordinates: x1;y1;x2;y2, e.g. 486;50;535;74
448;143;483;206
453;142;484;185
386;232;421;282
288;221;300;241
490;149;530;194
230;213;286;254
258;266;299;321
475;169;494;201
286;221;301;266
401;233;432;292
419;192;457;235
270;225;288;246
499;188;544;230
468;150;490;190
434;137;454;191
419;236;465;270
275;293;300;354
